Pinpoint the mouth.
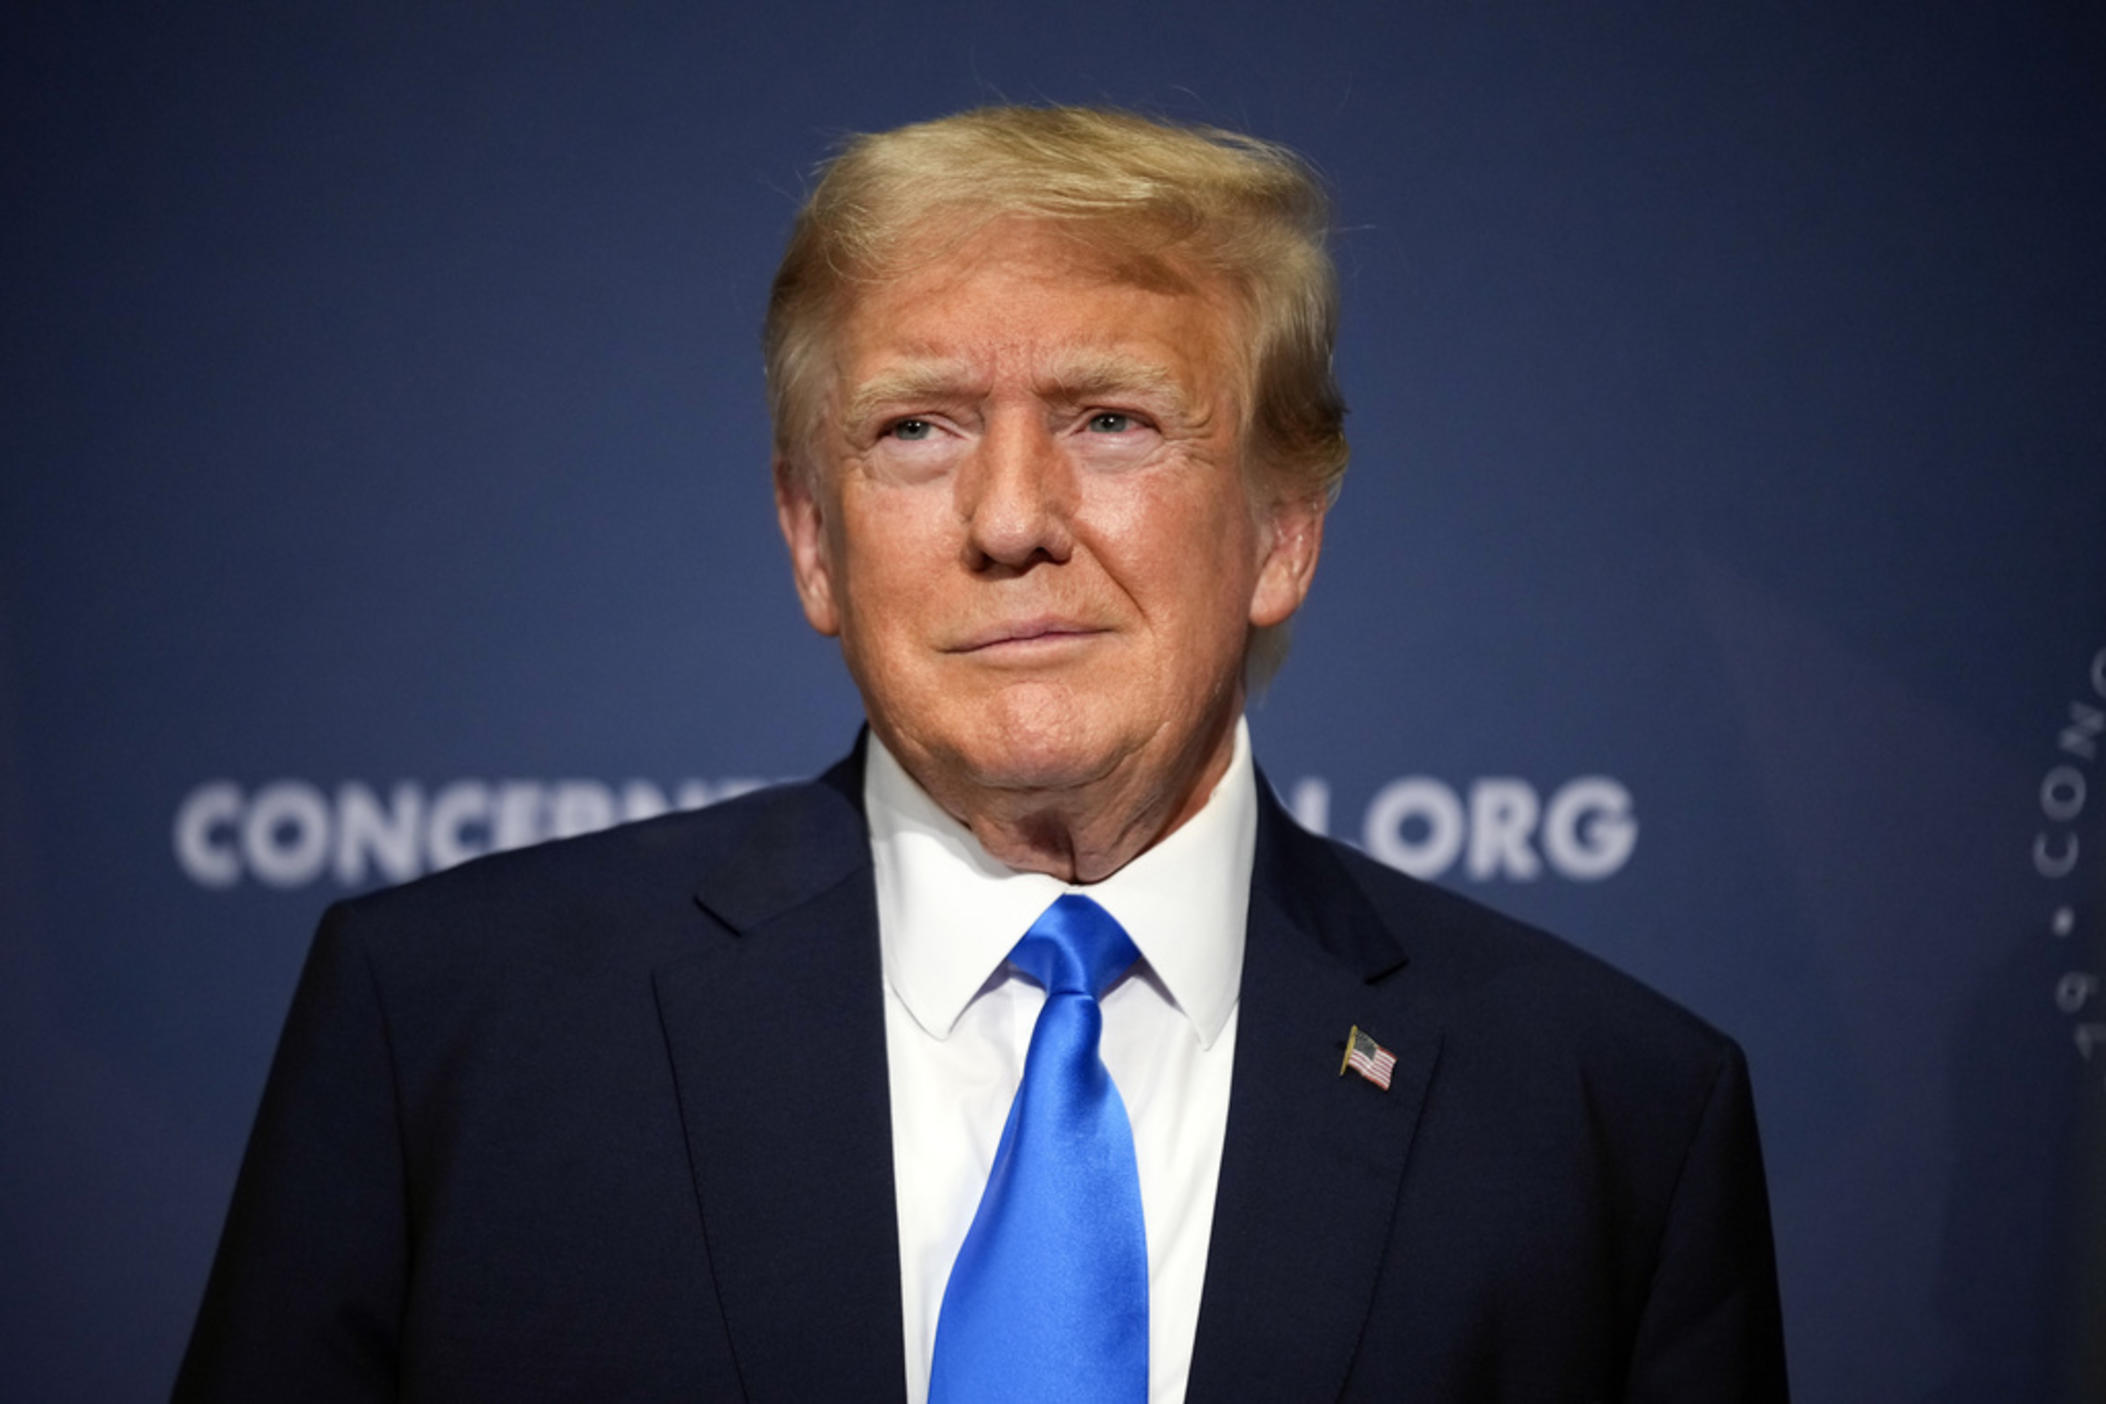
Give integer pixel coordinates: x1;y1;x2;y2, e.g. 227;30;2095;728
949;618;1108;654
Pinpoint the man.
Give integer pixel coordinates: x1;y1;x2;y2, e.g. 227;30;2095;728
177;107;1787;1401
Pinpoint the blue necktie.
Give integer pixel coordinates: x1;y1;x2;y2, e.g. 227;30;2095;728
928;894;1149;1404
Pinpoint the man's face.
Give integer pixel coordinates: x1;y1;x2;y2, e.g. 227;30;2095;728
777;217;1322;833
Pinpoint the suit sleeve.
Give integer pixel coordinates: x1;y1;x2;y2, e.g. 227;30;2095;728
172;905;408;1402
1625;1040;1791;1403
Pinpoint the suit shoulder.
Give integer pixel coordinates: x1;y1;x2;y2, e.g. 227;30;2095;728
319;774;865;973
1319;830;1742;1075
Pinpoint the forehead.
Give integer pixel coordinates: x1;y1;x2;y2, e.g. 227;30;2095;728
830;217;1249;397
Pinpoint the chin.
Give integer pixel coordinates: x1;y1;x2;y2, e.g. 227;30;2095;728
945;689;1128;795
952;728;1114;794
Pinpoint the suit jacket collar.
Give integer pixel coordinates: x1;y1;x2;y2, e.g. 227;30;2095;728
652;742;1442;1403
653;742;911;1401
1186;780;1443;1400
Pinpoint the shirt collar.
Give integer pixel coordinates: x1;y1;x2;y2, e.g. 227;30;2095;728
867;719;1255;1051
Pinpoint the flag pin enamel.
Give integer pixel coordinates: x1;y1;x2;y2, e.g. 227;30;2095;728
1339;1024;1397;1091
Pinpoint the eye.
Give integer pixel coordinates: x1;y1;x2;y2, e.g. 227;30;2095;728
1086;412;1137;434
886;417;935;441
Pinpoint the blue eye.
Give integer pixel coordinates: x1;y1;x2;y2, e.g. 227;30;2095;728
888;418;933;441
1087;412;1135;433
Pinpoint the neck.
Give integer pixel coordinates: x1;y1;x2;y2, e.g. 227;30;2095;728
889;709;1242;884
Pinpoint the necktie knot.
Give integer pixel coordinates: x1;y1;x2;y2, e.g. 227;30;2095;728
1009;892;1140;998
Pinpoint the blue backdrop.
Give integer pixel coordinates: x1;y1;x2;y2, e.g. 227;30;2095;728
5;4;2103;1399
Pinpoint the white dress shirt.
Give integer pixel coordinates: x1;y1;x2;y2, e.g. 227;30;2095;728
868;721;1254;1404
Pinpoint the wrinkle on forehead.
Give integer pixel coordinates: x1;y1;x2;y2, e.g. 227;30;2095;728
868;209;1208;295
824;218;1254;451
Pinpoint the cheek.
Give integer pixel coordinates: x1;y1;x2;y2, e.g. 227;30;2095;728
832;486;956;630
1100;456;1249;548
1111;490;1264;635
1171;481;1265;583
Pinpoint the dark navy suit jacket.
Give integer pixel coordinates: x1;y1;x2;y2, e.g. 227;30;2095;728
176;749;1788;1401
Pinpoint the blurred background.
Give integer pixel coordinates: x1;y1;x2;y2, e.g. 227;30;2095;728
5;3;2103;1398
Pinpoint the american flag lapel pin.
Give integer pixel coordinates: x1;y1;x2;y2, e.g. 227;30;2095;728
1339;1024;1397;1091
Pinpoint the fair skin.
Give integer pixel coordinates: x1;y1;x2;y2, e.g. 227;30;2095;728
776;217;1325;882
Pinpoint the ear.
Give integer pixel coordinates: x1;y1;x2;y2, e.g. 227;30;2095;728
1248;488;1326;629
774;453;842;638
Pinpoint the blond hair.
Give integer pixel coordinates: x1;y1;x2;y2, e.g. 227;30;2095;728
764;105;1348;510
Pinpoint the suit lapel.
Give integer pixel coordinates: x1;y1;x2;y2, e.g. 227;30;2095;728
648;754;1443;1401
1187;791;1443;1401
652;752;908;1402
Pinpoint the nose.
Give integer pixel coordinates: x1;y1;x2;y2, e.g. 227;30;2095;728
957;413;1074;572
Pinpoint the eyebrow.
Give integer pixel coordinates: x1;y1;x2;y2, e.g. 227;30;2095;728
1039;351;1193;417
841;349;1203;431
841;362;983;429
